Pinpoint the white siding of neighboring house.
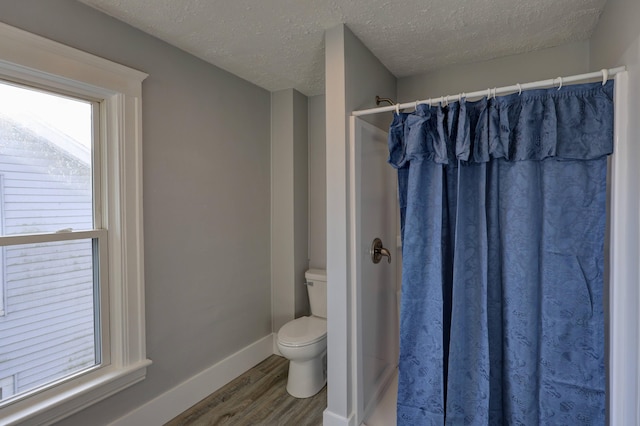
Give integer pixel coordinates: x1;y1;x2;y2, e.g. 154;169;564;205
1;174;5;318
0;115;95;400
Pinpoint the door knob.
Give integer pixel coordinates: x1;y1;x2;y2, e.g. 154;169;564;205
371;238;391;264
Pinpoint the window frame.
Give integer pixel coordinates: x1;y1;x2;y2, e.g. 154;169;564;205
0;22;150;425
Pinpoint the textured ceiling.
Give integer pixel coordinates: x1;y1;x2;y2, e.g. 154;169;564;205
77;0;607;96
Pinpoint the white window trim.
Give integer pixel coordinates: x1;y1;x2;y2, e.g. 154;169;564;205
0;22;150;426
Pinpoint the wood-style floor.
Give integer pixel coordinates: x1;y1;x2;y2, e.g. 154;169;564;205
165;355;326;426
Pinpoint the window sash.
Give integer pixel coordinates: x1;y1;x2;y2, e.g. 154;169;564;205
0;229;105;247
0;229;110;407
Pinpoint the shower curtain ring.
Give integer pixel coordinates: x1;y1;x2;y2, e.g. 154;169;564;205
557;77;563;91
517;83;522;95
601;69;609;85
395;103;400;115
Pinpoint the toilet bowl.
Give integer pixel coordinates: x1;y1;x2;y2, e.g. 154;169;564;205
276;269;327;398
277;316;327;398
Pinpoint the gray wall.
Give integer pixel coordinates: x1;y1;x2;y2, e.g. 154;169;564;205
398;41;590;101
308;95;326;270
271;89;309;333
292;91;310;319
0;1;272;424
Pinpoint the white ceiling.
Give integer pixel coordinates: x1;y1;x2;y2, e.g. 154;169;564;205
77;0;607;96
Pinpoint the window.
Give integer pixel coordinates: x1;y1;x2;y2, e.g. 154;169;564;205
0;81;98;402
0;22;149;425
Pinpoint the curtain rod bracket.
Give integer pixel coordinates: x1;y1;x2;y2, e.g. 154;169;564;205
376;95;395;106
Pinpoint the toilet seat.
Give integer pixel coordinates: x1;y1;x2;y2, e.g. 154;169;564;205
278;316;326;347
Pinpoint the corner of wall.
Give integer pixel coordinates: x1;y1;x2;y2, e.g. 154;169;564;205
293;89;310;318
269;90;275;335
308;94;327;270
270;88;311;330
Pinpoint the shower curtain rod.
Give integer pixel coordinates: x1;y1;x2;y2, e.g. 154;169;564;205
352;66;626;117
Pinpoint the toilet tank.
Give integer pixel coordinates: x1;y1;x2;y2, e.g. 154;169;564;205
305;269;327;319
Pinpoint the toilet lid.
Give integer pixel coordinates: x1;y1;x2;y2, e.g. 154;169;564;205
278;316;326;347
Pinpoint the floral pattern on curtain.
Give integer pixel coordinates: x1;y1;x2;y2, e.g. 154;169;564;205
389;81;614;425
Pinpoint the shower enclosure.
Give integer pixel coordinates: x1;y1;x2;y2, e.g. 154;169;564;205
335;71;637;426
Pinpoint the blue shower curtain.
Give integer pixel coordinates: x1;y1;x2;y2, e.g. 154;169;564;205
389;81;613;425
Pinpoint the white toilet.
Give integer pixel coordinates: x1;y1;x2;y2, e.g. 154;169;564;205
277;269;327;398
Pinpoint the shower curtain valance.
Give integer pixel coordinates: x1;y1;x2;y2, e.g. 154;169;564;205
389;81;614;166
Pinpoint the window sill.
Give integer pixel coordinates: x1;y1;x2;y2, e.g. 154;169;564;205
1;359;152;426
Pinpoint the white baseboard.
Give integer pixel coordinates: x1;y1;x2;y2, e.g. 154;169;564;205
323;408;357;426
109;333;276;426
272;334;283;356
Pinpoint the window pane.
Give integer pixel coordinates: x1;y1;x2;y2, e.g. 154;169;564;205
0;81;93;235
0;239;97;402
